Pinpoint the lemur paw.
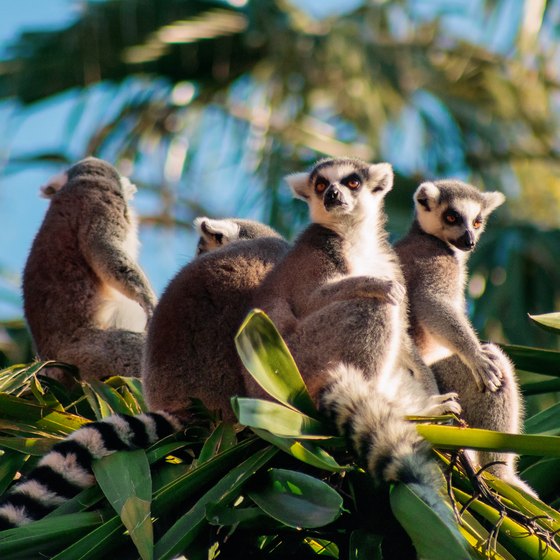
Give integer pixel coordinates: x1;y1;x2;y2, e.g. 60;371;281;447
471;352;503;392
421;392;461;416
381;279;406;306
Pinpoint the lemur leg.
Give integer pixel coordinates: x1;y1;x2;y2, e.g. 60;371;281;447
431;344;535;495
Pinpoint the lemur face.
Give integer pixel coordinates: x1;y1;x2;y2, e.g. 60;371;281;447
414;180;505;252
285;158;393;229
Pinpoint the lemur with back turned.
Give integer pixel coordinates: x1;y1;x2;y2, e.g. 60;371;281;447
395;179;533;494
252;158;459;498
23;157;156;383
0;216;288;529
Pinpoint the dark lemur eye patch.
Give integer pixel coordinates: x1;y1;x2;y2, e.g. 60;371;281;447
473;216;483;229
342;173;361;190
443;209;462;225
315;176;329;194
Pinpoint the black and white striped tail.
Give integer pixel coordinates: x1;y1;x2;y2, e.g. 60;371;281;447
320;364;440;491
0;411;183;530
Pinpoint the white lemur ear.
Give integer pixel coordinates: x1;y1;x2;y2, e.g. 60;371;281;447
368;162;394;194
39;172;68;199
414;182;440;212
482;191;505;215
285;172;311;201
194;217;240;244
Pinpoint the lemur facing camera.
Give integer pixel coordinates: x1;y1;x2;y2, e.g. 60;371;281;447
0;216;288;529
395;179;533;494
23;157;156;382
252;158;459;497
143;217;289;423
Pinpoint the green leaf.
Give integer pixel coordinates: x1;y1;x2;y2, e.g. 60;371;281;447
529;312;560;334
235;309;318;417
500;344;560;376
304;537;340;557
92;450;153;560
205;502;273;529
390;483;471;560
248;468;343;529
417;423;560;456
0;436;55;456
154;446;277;559
521;378;560;395
252;428;346;472
198;422;237;464
0;451;28;495
349;530;383;560
0;513;103;559
521;458;560;498
88;380;137;416
232;397;331;438
525;401;560;435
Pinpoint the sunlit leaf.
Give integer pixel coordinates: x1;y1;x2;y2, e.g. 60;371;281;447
529;312;560;334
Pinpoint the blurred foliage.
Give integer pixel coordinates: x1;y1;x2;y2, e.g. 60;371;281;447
1;0;560;345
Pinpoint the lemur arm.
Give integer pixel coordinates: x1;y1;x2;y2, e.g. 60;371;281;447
305;276;405;315
80;216;157;319
416;298;502;392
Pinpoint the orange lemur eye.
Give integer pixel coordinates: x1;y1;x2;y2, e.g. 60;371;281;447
444;210;460;225
315;180;328;194
473;217;483;229
347;179;360;189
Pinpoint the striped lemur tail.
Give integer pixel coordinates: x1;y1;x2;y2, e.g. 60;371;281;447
321;364;451;498
0;411;183;530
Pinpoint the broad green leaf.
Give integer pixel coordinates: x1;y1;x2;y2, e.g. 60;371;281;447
349;530;383;560
500;344;560;377
88;380;136;416
232;397;331;438
206;502;274;528
0;436;55;456
46;486;105;517
529;312;560;334
235;309;317;417
248;468;343;529
198;422;237;464
417;423;560;456
304;537;339;557
0;361;74;394
453;488;560;560
154;446;277;559
81;384;113;419
521;457;560;498
390;483;472;560
0;512;102;559
106;376;147;413
525;401;560;435
252;428;346;472
0;451;28;495
93;449;153;560
50;516;124;560
521;378;560;395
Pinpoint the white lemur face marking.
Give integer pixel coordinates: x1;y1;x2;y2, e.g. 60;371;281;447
414;180;505;252
285;158;393;230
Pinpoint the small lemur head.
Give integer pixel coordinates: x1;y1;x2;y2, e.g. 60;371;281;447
413;179;505;251
285;158;393;229
43;158;137;201
193;217;281;255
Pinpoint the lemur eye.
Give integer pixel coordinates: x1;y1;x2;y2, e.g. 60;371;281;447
315;181;328;194
473;217;483;229
444;210;460;225
347;178;360;189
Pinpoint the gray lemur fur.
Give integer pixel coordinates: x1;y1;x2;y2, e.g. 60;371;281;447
395;179;533;494
23;157;156;382
252;158;459;494
143;217;289;422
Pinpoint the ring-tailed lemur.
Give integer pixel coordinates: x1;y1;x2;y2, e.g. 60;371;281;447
251;158;459;494
395;180;534;495
0;218;288;529
23;157;156;383
143;217;289;422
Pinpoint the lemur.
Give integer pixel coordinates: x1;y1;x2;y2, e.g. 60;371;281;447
23;157;156;383
250;158;459;494
0;217;288;529
143;217;290;423
395;179;533;494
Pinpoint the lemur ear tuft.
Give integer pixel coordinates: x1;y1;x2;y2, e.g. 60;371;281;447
285;172;311;200
414;182;440;212
39;172;68;199
193;217;240;244
368;162;394;193
482;191;505;215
